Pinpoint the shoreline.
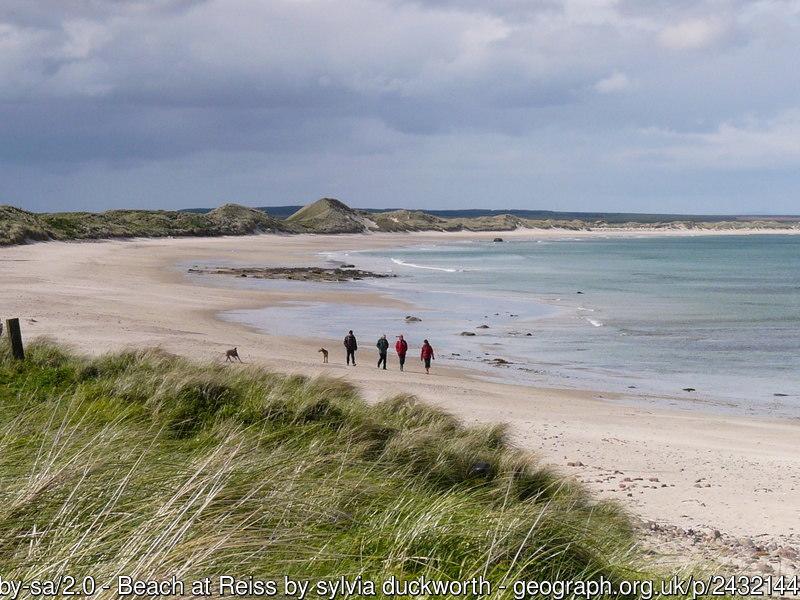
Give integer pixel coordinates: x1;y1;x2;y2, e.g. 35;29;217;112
1;230;798;574
222;234;799;421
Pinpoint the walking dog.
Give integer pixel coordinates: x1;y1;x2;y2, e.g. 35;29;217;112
318;348;329;363
225;347;242;362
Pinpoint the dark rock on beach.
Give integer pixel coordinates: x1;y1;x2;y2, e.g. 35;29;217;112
405;315;422;322
489;358;511;365
188;265;396;282
460;331;476;336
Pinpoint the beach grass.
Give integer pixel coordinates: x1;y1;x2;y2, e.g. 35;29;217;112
0;339;703;597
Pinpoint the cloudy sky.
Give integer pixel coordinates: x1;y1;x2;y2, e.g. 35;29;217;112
2;0;799;214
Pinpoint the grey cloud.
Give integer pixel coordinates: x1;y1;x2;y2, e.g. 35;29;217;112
0;0;799;212
385;0;563;18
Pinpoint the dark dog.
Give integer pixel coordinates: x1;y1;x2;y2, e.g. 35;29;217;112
318;348;329;363
225;347;242;362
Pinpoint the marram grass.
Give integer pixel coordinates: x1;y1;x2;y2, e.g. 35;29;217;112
0;339;700;598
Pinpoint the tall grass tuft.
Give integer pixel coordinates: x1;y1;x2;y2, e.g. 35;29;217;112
0;340;697;597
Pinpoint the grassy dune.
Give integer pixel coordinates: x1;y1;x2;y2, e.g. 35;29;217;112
0;339;686;597
4;199;798;245
0;204;287;246
286;198;372;234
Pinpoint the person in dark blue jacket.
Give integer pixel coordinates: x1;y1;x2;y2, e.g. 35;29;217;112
344;330;358;366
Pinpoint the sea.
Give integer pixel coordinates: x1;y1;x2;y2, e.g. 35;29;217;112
219;234;800;418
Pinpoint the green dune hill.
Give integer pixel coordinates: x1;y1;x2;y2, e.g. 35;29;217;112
286;198;375;234
2;197;798;246
0;204;287;246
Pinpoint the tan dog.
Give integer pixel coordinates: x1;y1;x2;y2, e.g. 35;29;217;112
225;347;242;362
318;348;329;363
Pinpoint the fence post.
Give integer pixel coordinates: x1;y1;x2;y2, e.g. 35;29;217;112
5;318;24;360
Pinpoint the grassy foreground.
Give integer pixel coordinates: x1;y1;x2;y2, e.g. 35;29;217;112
0;340;686;597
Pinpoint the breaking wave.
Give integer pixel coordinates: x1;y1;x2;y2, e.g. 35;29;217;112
390;258;463;273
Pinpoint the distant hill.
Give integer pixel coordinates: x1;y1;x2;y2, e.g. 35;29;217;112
184;205;800;224
182;205;302;219
369;209;457;232
3;198;799;246
0;206;53;245
0;204;287;246
285;198;378;234
369;210;537;232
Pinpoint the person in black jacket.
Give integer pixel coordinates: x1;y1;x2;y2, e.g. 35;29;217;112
376;334;389;369
344;330;358;366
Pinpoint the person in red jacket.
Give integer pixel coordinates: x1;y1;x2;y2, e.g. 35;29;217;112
420;339;434;374
395;335;408;371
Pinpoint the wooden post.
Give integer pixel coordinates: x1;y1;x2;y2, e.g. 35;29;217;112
5;318;24;360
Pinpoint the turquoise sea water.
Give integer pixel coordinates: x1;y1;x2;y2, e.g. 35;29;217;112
223;234;800;417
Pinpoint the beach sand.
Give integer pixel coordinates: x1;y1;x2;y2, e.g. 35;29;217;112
1;230;798;574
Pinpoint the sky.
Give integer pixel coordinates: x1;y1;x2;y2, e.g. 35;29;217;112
1;0;799;214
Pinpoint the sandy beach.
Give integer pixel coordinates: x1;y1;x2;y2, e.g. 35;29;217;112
1;230;798;574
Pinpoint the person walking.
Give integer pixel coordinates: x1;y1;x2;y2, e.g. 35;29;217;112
420;339;435;374
395;335;408;371
344;330;358;366
376;334;389;369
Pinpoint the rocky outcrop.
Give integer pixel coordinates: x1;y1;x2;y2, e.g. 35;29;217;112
188;265;395;282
